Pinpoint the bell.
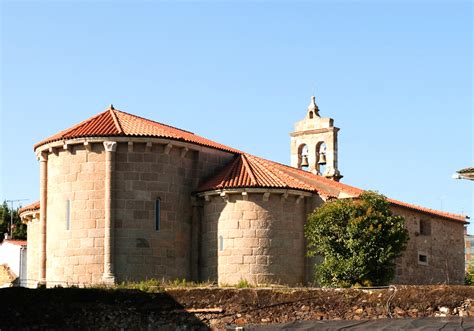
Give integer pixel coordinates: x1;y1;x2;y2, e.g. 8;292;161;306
301;155;309;167
318;153;327;165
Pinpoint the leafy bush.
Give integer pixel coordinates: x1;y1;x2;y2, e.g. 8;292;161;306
305;191;409;287
466;262;474;285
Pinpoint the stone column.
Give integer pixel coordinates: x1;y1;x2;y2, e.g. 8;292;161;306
38;152;48;285
102;141;117;283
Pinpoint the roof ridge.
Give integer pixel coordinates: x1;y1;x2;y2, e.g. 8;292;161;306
112;108;195;135
220;155;244;188
110;109;124;134
241;154;258;185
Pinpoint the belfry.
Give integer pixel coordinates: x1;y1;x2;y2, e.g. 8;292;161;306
290;96;342;181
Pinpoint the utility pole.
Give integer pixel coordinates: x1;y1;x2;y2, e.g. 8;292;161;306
5;199;28;239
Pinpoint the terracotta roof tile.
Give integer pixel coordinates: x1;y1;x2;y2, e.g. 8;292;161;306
3;240;27;246
197;154;362;197
18;201;40;215
33;107;467;224
34;108;240;154
197;154;318;193
387;198;467;222
197;155;467;223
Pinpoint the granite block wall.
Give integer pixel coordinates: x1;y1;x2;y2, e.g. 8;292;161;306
200;192;313;286
391;206;465;285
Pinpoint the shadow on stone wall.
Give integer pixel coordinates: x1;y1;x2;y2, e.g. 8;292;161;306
0;287;210;330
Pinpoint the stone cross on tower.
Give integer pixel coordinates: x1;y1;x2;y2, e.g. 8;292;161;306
290;96;342;181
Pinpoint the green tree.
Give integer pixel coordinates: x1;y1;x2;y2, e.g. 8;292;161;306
305;191;409;287
465;262;474;285
0;201;27;241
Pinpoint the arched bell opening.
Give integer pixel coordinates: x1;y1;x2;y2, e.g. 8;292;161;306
315;142;327;175
297;144;309;170
309;111;314;119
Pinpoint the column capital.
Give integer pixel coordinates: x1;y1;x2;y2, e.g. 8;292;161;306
103;141;117;152
37;151;48;162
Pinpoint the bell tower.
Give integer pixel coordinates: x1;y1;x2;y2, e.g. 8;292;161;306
290;96;342;181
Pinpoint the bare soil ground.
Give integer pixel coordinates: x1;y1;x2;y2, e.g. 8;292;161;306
0;286;473;330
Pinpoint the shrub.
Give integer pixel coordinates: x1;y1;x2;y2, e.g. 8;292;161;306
466;262;474;285
305;191;409;287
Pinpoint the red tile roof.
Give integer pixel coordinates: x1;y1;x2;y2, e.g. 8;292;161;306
32;106;467;224
196;154;318;193
18;201;40;215
197;153;360;196
197;154;467;223
3;240;27;246
387;198;467;222
34;107;240;154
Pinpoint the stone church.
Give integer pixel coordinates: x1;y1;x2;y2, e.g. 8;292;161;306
19;97;467;287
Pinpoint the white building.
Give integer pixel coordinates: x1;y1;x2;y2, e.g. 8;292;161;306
0;239;27;287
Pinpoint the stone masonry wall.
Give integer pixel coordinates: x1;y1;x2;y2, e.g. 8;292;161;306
46;144;106;285
26;220;39;287
113;142;234;282
39;139;234;285
392;206;465;285
200;193;311;286
34;135;464;287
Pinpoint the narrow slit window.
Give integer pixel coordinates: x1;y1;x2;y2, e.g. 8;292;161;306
219;236;224;251
66;200;71;230
155;199;161;231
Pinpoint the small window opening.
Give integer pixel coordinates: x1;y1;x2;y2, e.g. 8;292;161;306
309;111;314;119
219;236;224;251
66;200;71;230
419;219;431;236
155;199;161;231
418;253;428;265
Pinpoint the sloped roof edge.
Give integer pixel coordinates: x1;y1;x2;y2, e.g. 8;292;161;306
34;108;241;154
18;201;40;215
197;154;467;223
32;107;467;224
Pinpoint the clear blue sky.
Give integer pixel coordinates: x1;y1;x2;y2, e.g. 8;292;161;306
1;1;472;230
